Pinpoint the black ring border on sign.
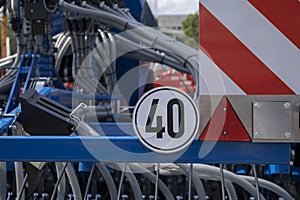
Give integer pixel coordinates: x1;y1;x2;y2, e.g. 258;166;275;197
133;87;199;154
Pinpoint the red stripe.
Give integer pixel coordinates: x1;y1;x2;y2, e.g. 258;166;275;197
199;4;295;95
249;0;300;49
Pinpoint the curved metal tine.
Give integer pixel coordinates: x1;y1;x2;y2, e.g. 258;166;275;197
117;163;128;200
155;163;160;200
219;164;226;200
188;163;193;200
16;173;28;200
0;162;7;200
50;162;69;200
84;163;96;200
252;164;261;200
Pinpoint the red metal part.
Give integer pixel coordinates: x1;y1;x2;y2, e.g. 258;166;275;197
199;97;251;142
154;69;195;94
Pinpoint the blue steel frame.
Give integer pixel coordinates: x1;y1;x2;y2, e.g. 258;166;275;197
0;0;293;173
0;63;293;166
0;86;292;165
0;136;291;164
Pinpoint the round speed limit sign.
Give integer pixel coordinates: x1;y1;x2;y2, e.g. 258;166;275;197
133;87;200;154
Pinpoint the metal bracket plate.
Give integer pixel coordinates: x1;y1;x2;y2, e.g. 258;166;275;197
253;101;292;140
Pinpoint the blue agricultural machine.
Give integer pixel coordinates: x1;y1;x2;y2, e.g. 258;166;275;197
0;0;299;199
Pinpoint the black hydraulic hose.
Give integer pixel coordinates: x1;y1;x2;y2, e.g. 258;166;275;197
60;1;132;31
0;0;6;8
114;35;191;74
61;0;200;99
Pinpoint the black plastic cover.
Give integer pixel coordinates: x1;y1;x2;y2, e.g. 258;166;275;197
19;88;76;135
24;2;48;20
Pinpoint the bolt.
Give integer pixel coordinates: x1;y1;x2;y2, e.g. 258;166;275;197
68;194;73;200
223;130;227;135
86;194;92;200
223;107;227;112
254;132;261;138
254;102;261;109
121;194;128;200
284;102;291;110
284;132;291;138
95;194;101;200
149;195;154;200
33;193;38;200
7;192;13;199
41;193;49;200
9;125;16;131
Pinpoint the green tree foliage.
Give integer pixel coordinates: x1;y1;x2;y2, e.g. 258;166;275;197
182;13;199;49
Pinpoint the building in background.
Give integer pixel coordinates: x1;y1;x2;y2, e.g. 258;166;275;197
157;14;188;33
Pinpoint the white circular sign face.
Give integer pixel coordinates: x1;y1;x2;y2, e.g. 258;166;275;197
133;87;200;154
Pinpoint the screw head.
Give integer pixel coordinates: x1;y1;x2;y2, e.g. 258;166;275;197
254;132;261;138
254;102;261;109
284;102;291;110
222;130;227;135
222;107;227;112
9;125;16;130
284;132;291;138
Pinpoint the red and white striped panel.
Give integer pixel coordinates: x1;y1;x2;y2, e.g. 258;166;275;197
199;0;300;95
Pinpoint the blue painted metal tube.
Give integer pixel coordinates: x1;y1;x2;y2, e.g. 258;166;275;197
0;106;21;135
4;54;25;114
0;136;290;164
23;53;37;92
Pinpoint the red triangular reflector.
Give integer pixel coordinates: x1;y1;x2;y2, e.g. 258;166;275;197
199;97;251;141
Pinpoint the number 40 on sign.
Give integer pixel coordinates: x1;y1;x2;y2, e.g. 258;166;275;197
133;87;200;154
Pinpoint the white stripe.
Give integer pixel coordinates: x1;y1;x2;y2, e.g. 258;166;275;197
199;50;246;95
200;0;300;93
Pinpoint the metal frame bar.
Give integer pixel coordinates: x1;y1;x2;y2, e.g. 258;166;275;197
0;135;290;163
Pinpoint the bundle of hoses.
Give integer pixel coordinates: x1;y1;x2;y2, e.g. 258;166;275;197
59;0;200;101
0;38;22;94
0;0;27;94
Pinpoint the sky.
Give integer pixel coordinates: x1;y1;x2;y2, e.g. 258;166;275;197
147;0;199;16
